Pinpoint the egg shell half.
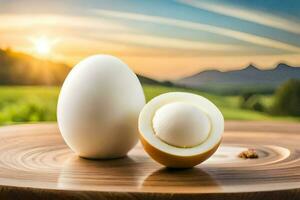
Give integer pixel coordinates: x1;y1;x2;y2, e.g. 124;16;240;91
138;92;224;168
140;137;221;168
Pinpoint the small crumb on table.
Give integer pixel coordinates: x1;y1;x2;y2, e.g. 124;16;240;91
238;148;259;159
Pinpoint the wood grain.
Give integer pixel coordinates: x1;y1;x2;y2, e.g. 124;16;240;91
0;121;299;200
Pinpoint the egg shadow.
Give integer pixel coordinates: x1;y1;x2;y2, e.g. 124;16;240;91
141;167;220;189
57;154;146;189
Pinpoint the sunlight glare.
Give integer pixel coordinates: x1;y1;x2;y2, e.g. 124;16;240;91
34;37;50;55
30;36;58;55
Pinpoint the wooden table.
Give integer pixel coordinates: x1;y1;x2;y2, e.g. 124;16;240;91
0;121;299;200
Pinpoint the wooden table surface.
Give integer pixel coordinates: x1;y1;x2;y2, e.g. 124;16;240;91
0;121;299;200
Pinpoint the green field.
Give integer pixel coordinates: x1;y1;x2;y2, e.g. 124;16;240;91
0;85;298;125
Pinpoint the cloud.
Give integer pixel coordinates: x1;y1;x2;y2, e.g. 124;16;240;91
86;32;244;51
0;14;130;32
0;13;244;52
178;0;300;35
93;9;300;53
0;13;132;58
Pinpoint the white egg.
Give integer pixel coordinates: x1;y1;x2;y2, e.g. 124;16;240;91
152;102;211;148
57;55;145;159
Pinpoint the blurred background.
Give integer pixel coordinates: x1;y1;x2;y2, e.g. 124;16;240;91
0;0;300;125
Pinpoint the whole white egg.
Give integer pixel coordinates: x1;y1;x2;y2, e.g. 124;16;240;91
57;55;145;159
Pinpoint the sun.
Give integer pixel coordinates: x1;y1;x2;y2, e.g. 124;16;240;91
30;36;58;56
33;37;51;55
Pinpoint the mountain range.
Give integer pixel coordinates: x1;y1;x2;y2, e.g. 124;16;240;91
175;63;300;94
1;48;299;94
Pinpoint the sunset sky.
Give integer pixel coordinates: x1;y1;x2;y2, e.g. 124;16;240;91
1;0;300;80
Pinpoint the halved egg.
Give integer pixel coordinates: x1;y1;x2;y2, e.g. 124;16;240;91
138;92;224;168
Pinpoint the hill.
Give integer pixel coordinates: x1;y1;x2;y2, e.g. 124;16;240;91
175;63;300;94
0;49;70;85
137;74;161;85
0;49;160;86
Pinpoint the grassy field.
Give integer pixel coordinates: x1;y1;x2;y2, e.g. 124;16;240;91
0;85;298;125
